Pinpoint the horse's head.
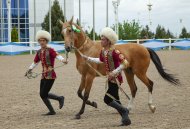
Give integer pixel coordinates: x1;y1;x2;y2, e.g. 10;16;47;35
59;17;85;52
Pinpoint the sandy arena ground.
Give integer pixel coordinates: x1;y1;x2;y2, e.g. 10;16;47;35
0;50;190;129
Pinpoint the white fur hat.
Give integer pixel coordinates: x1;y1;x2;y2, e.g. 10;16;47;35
36;30;51;41
100;27;118;44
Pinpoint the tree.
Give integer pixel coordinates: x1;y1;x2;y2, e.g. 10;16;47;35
179;27;190;38
165;29;174;38
76;18;80;26
155;25;167;39
140;25;154;39
86;28;100;40
116;20;141;40
41;0;65;41
11;26;19;42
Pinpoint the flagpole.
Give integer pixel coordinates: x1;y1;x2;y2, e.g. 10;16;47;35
7;0;11;42
34;0;36;41
106;0;108;27
93;0;95;41
64;0;66;22
49;0;52;41
79;0;81;25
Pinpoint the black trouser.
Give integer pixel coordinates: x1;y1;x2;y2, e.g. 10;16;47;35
40;79;55;99
40;79;61;113
104;81;121;105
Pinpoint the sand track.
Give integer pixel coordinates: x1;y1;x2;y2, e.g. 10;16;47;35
0;50;190;129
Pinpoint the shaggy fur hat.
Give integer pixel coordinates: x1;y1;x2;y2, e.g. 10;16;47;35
36;30;51;42
100;27;118;44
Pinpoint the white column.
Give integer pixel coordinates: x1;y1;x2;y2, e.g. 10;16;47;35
7;0;11;42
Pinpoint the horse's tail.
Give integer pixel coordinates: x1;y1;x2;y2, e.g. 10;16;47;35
147;48;180;85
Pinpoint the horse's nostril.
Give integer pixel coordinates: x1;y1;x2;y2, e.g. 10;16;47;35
65;47;71;52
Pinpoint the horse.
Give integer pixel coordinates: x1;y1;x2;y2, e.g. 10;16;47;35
59;17;180;119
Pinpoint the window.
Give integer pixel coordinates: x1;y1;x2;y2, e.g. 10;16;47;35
0;0;29;42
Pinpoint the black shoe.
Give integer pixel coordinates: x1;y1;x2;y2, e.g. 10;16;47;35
44;111;56;115
59;96;64;109
108;101;131;126
48;93;64;109
42;98;56;115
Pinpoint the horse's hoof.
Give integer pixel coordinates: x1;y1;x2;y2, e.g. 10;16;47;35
148;104;156;113
92;102;98;108
127;106;132;111
75;114;81;119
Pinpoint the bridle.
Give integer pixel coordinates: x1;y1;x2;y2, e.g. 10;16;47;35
63;24;88;52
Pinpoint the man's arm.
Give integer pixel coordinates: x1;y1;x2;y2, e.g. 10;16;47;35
112;63;125;75
29;62;39;70
87;57;103;64
82;54;103;64
56;54;68;64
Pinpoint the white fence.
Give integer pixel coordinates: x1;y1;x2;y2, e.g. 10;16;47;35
0;41;65;55
0;39;190;55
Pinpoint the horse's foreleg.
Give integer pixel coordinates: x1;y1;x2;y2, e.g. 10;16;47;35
77;76;97;108
75;74;95;119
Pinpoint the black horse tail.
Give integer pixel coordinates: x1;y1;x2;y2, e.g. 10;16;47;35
147;48;180;85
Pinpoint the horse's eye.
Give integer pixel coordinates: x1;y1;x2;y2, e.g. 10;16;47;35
68;30;72;33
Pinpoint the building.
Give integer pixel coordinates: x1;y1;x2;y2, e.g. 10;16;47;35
29;0;74;42
0;0;74;43
0;0;29;42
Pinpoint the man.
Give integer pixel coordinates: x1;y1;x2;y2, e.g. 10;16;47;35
25;30;68;115
83;27;131;126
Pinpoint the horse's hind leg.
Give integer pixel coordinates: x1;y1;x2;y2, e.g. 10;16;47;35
77;76;97;108
75;74;95;119
136;73;156;113
124;69;137;111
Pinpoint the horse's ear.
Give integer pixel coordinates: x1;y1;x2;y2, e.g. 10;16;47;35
69;16;74;25
59;20;64;26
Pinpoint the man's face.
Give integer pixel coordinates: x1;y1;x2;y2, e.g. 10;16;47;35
38;38;48;48
101;36;110;48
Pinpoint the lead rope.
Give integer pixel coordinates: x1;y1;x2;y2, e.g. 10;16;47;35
26;52;68;79
74;47;130;101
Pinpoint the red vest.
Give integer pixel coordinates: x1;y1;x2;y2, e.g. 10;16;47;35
100;48;125;84
34;47;58;79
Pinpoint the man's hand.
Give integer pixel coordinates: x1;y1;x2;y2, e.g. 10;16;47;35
108;72;116;80
25;69;32;76
62;59;68;64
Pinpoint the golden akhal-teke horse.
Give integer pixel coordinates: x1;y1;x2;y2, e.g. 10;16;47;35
60;18;179;119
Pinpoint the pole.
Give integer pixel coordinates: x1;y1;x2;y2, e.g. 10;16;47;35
169;38;172;51
64;0;66;22
0;0;2;42
34;0;36;41
116;2;119;38
79;0;81;25
49;0;52;41
7;0;11;42
17;0;20;41
106;0;108;27
93;0;95;41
